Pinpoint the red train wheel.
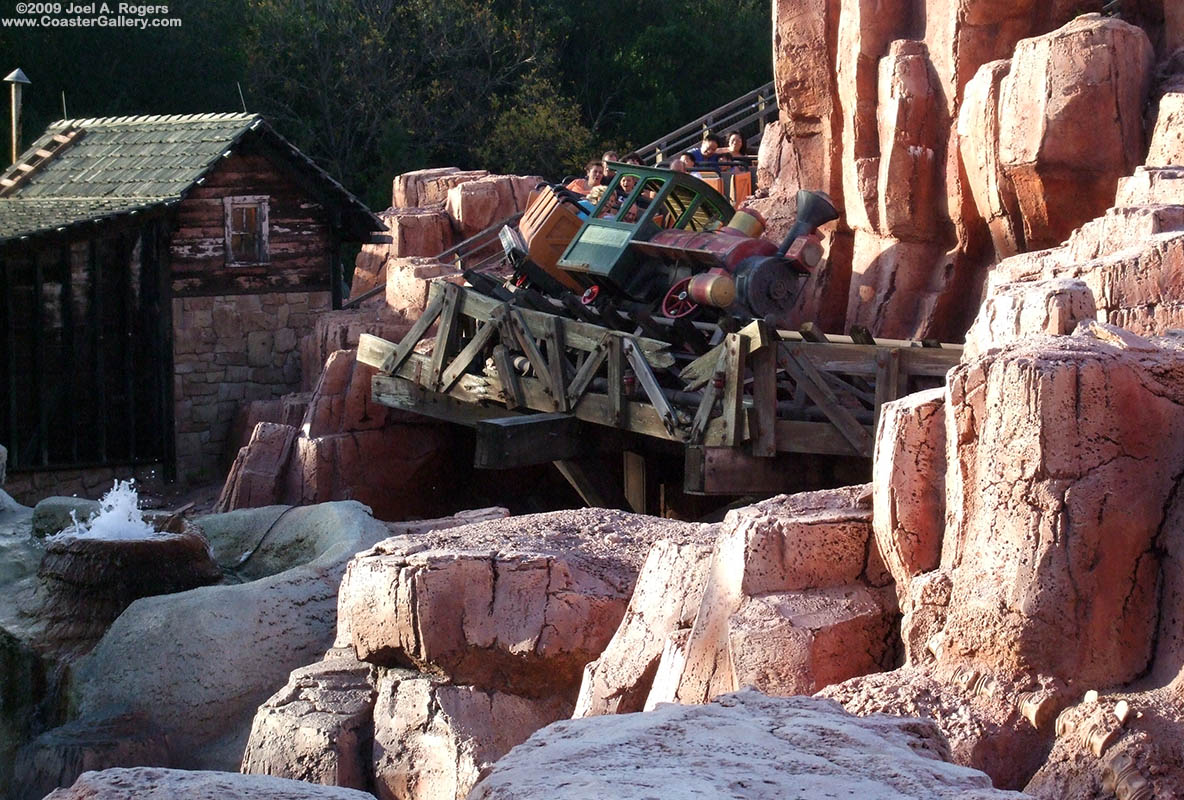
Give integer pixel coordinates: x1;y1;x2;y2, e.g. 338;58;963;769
661;278;699;319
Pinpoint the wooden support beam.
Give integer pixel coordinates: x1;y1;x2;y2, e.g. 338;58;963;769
567;333;610;407
439;308;503;393
492;344;524;409
849;325;876;345
474;413;586;468
553;457;629;509
543;314;569;412
622;336;681;438
371;284;445;373
689;347;727;443
721;333;747;447
372;374;520;426
749;320;777;457
623;450;650;514
798;322;829;343
608;334;625;428
685;446;808;495
503;307;554;408
428;282;462;389
873;347;902;430
459;286;674;369
781;346;874;456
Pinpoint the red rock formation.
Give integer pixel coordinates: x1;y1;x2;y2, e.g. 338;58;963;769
998;16;1154;250
756;7;1157;341
219;349;457;521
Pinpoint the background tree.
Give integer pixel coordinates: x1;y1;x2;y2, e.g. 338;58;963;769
1;0;771;208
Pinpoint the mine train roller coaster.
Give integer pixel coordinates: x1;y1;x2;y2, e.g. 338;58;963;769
491;162;841;340
357;163;963;501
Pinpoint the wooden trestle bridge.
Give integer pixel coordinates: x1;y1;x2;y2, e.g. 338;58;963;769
357;280;961;512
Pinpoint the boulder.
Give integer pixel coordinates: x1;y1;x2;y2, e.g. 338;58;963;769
240;649;377;790
303;350;401;438
444;175;541;240
11;714;172;800
43;767;376;799
962;278;1096;359
469;690;1027;799
998;16;1155;249
31;497;101;539
299;308;409;392
392;167;488;209
216;423;299;513
940;331;1184;689
282;425;455;521
381;207;454;259
877;40;943;241
845;231;949;338
822;667;1056;790
1147;91;1184;167
872;388;946;599
574;536;716;717
726;586;895;696
673;486;890;704
371;671;571;800
1115;165;1184;207
770;0;843;201
339;509;710;699
0;442;6;486
959;59;1023;259
65;502;389;772
385;259;462;321
224;395;310;466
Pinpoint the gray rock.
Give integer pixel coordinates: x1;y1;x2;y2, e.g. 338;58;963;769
43;766;377;799
0;443;6;486
470;689;1028;800
31;498;101;539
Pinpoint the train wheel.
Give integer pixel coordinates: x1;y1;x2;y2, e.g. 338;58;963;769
661;278;700;319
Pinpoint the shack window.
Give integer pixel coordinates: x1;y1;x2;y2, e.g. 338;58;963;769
223;195;269;265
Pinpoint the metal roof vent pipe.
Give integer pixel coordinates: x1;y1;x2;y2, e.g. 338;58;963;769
5;68;30;167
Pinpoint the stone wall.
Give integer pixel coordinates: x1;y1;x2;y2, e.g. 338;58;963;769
3;464;159;506
173;291;331;482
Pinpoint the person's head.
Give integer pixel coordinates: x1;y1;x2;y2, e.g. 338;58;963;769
701;134;722;155
679;152;696;169
586;160;604;183
602;150;619;165
727;131;746;154
620;174;638;193
623;152;643;166
669;158;687;173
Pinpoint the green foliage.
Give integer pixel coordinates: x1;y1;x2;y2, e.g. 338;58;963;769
475;69;592;177
3;0;772;205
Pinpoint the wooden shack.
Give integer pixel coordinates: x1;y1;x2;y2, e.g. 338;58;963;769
0;113;386;496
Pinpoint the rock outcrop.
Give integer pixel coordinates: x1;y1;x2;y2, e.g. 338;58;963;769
822;323;1184;790
245;508;715;800
43;767;376;800
757;7;1158;340
219;349;457;521
470;690;1026;799
669;486;895;704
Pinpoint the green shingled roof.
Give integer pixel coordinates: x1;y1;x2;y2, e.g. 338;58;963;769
0;113;383;242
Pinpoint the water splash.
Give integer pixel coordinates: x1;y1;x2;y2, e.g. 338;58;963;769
59;480;159;540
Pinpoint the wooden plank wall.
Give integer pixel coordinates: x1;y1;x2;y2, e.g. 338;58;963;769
169;150;333;297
